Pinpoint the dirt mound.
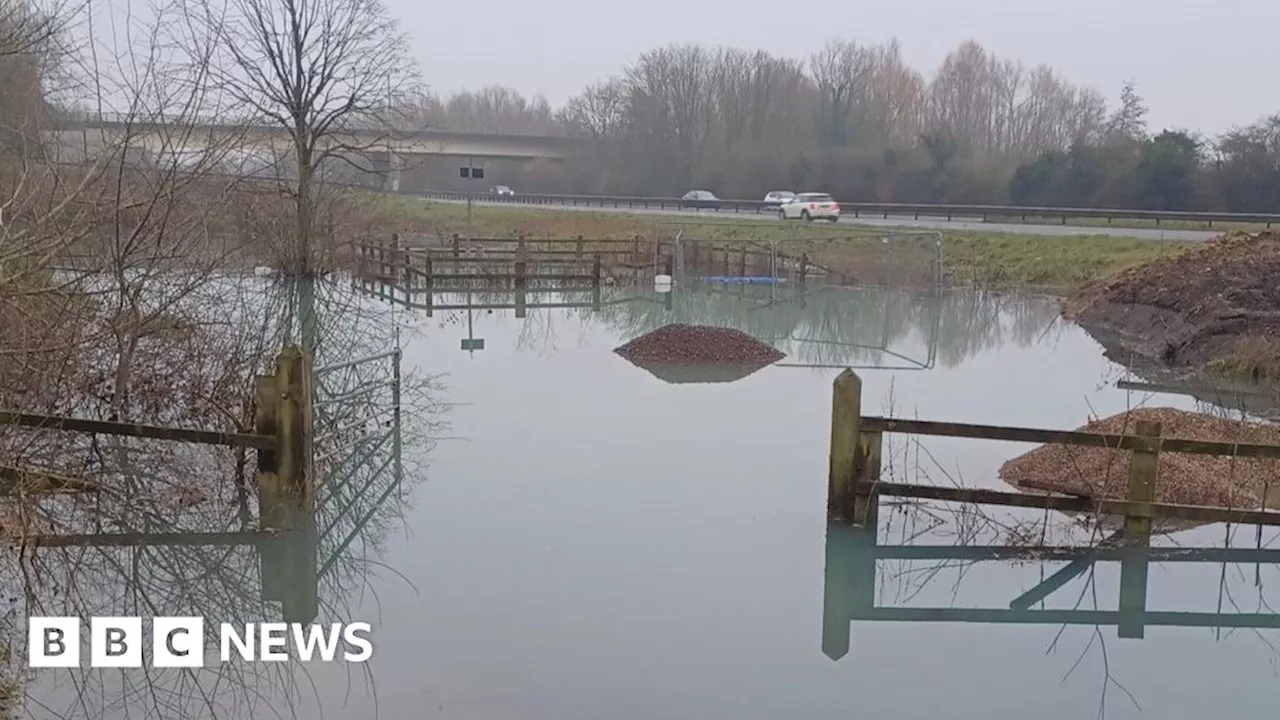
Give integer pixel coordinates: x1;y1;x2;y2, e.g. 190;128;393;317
614;324;786;365
1064;231;1280;370
999;407;1280;509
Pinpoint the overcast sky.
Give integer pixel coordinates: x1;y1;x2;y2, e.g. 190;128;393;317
397;0;1278;136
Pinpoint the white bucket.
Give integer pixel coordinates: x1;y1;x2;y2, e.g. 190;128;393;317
654;274;673;293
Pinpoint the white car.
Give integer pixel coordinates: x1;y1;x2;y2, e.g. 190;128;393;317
491;185;514;196
763;190;796;207
779;192;840;222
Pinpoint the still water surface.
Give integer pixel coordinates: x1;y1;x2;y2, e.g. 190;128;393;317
26;283;1280;719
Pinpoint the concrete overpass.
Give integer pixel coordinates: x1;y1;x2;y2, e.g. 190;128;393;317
49;118;575;190
56;118;575;159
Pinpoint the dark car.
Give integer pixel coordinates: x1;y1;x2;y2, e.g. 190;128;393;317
680;190;721;210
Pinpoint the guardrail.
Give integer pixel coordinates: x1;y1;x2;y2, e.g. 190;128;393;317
421;190;1280;228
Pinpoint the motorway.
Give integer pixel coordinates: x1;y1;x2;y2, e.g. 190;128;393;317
429;198;1220;241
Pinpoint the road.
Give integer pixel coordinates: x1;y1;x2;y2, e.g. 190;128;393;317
431;198;1219;241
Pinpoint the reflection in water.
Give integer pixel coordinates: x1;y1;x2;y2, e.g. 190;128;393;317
7;277;445;719
1077;323;1280;421
826;502;1280;718
399;283;1065;371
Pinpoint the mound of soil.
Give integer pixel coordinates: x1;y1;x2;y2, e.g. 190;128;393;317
999;407;1280;509
614;324;786;366
1063;231;1280;369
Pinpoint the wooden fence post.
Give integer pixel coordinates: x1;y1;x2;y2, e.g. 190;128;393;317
1119;421;1158;639
1125;420;1161;542
274;346;309;496
800;253;809;285
1120;418;1157;640
829;369;862;522
452;233;460;258
592;253;603;310
515;288;527;318
854;429;883;526
392;233;407;288
740;246;747;277
576;235;584;259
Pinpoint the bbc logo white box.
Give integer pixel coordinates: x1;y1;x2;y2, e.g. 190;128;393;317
90;617;142;668
28;617;80;668
153;617;204;667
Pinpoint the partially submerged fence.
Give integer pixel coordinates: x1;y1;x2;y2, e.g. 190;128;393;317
823;367;1280;658
827;368;1280;537
4;346;323;622
356;236;605;286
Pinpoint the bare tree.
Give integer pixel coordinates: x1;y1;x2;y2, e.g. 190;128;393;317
560;78;628;139
181;0;419;278
810;39;874;147
1105;79;1148;143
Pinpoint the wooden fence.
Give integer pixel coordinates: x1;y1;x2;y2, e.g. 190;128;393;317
2;346;322;621
827;368;1280;539
4;345;308;507
356;237;607;289
823;367;1280;657
357;233;826;287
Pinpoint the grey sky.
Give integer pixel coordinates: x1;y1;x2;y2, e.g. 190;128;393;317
400;0;1279;136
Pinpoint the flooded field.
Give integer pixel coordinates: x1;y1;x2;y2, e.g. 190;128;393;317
18;281;1280;719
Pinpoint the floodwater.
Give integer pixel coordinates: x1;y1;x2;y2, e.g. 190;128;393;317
19;281;1280;719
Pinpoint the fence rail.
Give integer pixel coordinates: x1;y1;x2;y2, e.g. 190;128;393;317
422;190;1280;227
827;369;1280;534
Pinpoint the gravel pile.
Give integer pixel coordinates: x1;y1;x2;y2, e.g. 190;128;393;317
1000;407;1280;509
613;324;786;365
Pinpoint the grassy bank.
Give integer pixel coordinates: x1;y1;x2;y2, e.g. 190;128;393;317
376;197;1196;291
981;214;1273;233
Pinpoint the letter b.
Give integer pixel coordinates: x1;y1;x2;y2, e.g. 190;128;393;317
91;618;141;668
28;617;79;668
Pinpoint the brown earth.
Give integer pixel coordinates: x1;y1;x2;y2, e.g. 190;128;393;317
614;324;786;365
1000;407;1280;510
1063;231;1280;372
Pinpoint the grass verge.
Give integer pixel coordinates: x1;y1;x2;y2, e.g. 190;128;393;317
376;196;1196;291
981;214;1273;233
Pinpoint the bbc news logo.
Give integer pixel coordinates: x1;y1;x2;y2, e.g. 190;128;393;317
28;618;373;668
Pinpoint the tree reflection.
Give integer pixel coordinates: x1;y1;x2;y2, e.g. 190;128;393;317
590;284;1063;369
3;277;447;719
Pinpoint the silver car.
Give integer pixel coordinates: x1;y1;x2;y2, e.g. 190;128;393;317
680;190;720;210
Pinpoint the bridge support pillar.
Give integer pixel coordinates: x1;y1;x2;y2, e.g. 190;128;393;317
387;150;402;193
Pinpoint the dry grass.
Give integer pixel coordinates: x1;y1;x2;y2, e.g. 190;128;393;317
1205;336;1280;380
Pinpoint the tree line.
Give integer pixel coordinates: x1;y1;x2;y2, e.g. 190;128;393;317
411;39;1280;213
